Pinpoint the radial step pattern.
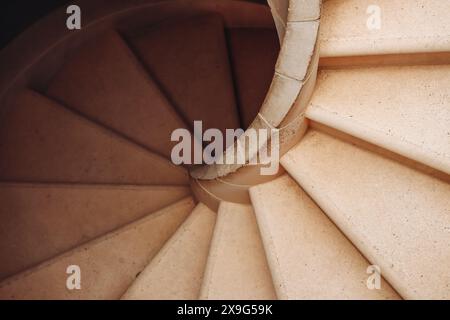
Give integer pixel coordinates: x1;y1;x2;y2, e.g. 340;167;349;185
281;129;450;299
0;198;195;300
307;65;450;176
200;202;276;300
122;203;216;300
0;183;190;280
0;90;188;185
46;31;191;160
250;175;399;300
128;14;241;135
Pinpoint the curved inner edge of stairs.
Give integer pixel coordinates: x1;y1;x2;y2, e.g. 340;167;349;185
0;0;321;208
1;0;450;301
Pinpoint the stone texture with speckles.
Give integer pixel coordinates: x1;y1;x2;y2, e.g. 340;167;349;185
46;31;191;160
306;65;450;175
122;203;216;300
320;0;450;57
282;130;450;299
250;175;400;300
0;183;190;280
0;90;188;185
200;202;276;300
0;198;194;300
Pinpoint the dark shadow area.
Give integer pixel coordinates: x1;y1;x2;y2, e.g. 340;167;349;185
0;0;71;49
0;0;267;50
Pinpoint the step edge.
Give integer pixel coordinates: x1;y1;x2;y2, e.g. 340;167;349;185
306;104;450;176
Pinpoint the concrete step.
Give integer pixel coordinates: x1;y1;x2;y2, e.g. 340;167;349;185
0;90;188;185
250;175;399;299
306;65;450;176
0;197;194;299
200;202;276;300
281;129;450;299
0;183;190;280
46;31;191;160
227;28;279;128
128;14;241;135
122;203;216;300
320;0;450;65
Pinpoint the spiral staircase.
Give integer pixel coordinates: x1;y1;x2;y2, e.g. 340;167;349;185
0;0;449;300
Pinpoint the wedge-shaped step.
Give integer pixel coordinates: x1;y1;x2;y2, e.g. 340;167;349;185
122;203;215;300
320;0;450;58
0;90;188;185
129;14;240;135
250;175;399;300
0;183;190;280
0;197;194;299
282;130;450;299
307;66;450;176
46;31;190;159
227;28;279;128
200;202;276;300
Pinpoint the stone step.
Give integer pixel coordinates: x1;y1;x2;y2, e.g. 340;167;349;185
306;65;450;176
0;198;194;299
128;14;241;136
0;183;190;280
250;175;399;299
200;202;276;300
46;31;191;160
0;90;188;185
122;203;216;300
320;0;450;57
227;28;279;128
281;129;450;299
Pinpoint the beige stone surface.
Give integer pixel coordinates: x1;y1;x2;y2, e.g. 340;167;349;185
282;130;450;299
200;202;276;300
189;1;322;181
189;113;274;180
46;31;191;160
307;66;450;175
276;21;320;82
288;0;322;22
272;11;286;41
250;175;399;300
279;46;319;126
196;178;251;205
122;203;216;300
220;162;286;186
0;90;188;185
0;183;190;280
0;198;195;299
268;0;289;22
191;162;284;211
260;73;302;127
190;179;222;212
320;0;450;57
278;114;308;155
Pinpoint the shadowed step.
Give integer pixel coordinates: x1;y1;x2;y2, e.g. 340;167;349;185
46;31;192;160
0;90;188;185
128;14;241;137
0;198;195;300
227;28;279;128
0;183;190;280
122;203;216;300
